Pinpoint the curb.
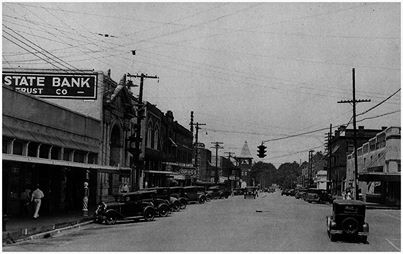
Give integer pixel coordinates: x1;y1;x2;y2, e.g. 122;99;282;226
4;220;94;245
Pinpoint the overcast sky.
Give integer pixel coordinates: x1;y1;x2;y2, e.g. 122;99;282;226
2;2;401;166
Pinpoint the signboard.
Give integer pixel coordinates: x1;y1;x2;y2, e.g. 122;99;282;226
2;72;97;99
179;168;197;176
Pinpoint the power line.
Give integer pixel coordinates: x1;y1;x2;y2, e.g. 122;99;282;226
357;88;401;117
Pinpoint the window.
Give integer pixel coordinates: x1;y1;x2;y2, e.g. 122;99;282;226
369;138;376;151
147;124;152;148
153;128;159;150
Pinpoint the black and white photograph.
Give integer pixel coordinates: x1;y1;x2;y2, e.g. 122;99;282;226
1;1;401;252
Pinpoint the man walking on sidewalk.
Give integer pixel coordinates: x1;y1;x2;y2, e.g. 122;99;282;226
31;185;44;219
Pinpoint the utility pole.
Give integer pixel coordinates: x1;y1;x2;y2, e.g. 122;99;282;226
224;152;235;183
194;122;206;178
328;124;332;193
338;68;370;200
309;150;314;188
211;142;224;184
127;73;159;190
190;111;194;133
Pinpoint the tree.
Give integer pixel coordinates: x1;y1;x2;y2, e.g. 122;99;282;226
276;161;301;189
250;161;277;188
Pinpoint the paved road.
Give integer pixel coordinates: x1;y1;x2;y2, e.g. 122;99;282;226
4;191;401;251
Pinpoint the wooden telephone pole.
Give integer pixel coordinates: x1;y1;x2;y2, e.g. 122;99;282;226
338;68;370;200
127;73;158;190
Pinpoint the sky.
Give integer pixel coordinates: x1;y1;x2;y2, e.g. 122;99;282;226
2;2;401;167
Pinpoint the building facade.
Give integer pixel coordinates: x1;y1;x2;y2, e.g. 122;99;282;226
328;125;382;196
2;69;136;217
346;126;400;205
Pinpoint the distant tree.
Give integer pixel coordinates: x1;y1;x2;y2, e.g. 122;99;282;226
250;161;277;188
276;161;301;189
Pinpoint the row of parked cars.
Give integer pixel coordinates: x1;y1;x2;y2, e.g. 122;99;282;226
94;186;230;225
281;188;335;204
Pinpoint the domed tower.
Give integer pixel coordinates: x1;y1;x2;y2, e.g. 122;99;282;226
236;141;253;186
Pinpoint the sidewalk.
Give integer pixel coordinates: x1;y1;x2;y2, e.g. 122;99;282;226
332;195;400;210
3;209;95;245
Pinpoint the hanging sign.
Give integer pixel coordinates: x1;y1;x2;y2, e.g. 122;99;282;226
2;71;97;99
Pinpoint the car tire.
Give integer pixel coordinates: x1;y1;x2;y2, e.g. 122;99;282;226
362;236;368;243
158;205;169;217
172;202;180;212
144;208;155;222
341;217;359;235
105;216;117;225
179;199;187;209
199;196;206;204
329;233;336;242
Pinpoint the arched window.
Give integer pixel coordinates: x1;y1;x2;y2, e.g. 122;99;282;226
110;124;122;166
147;123;153;148
153;126;159;150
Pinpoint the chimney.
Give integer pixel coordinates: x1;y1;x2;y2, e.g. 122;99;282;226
107;69;111;77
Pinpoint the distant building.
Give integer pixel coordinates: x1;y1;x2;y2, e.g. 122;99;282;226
346;126;400;205
235;141;253;186
314;170;327;190
328;125;382;196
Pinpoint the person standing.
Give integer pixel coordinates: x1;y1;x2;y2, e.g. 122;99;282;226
31;185;44;219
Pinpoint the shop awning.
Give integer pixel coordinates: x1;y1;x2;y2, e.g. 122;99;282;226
3;121;98;153
143;170;178;175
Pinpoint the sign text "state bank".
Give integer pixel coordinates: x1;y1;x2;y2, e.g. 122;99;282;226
2;72;97;99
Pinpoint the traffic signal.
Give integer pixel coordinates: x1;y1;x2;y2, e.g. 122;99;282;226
257;143;267;158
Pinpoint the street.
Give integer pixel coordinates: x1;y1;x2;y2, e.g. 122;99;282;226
4;191;401;252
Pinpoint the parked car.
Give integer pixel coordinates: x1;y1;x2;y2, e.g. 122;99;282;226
233;188;244;196
183;186;207;204
281;189;289;196
288;189;296;196
167;187;188;209
208;186;231;199
142;188;180;215
306;188;334;203
244;186;258;199
94;191;156;225
326;199;369;242
295;188;308;199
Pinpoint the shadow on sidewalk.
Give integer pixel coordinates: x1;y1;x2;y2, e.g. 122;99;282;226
3;208;95;244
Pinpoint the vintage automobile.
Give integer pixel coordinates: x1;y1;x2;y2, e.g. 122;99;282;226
182;186;207;204
208;186;231;199
147;187;183;212
305;188;334;203
326;199;369;242
233;188;244;196
244;186;258;199
295;188;308;199
135;190;171;217
94;191;156;225
281;189;290;196
167;187;187;209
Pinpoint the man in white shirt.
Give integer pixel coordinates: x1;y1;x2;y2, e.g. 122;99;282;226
31;185;44;219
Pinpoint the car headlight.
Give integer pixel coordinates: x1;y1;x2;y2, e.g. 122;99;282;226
330;221;337;228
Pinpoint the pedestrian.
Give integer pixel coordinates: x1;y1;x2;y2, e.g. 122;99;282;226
120;183;129;193
31;184;44;219
346;191;352;200
20;188;31;216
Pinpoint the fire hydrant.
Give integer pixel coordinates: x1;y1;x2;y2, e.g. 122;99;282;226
83;182;89;217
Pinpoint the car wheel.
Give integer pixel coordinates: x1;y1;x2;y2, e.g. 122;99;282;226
105;216;117;225
362;236;368;243
159;205;169;217
199;196;206;204
179;200;187;209
172;202;180;212
144;208;155;222
341;217;359;235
